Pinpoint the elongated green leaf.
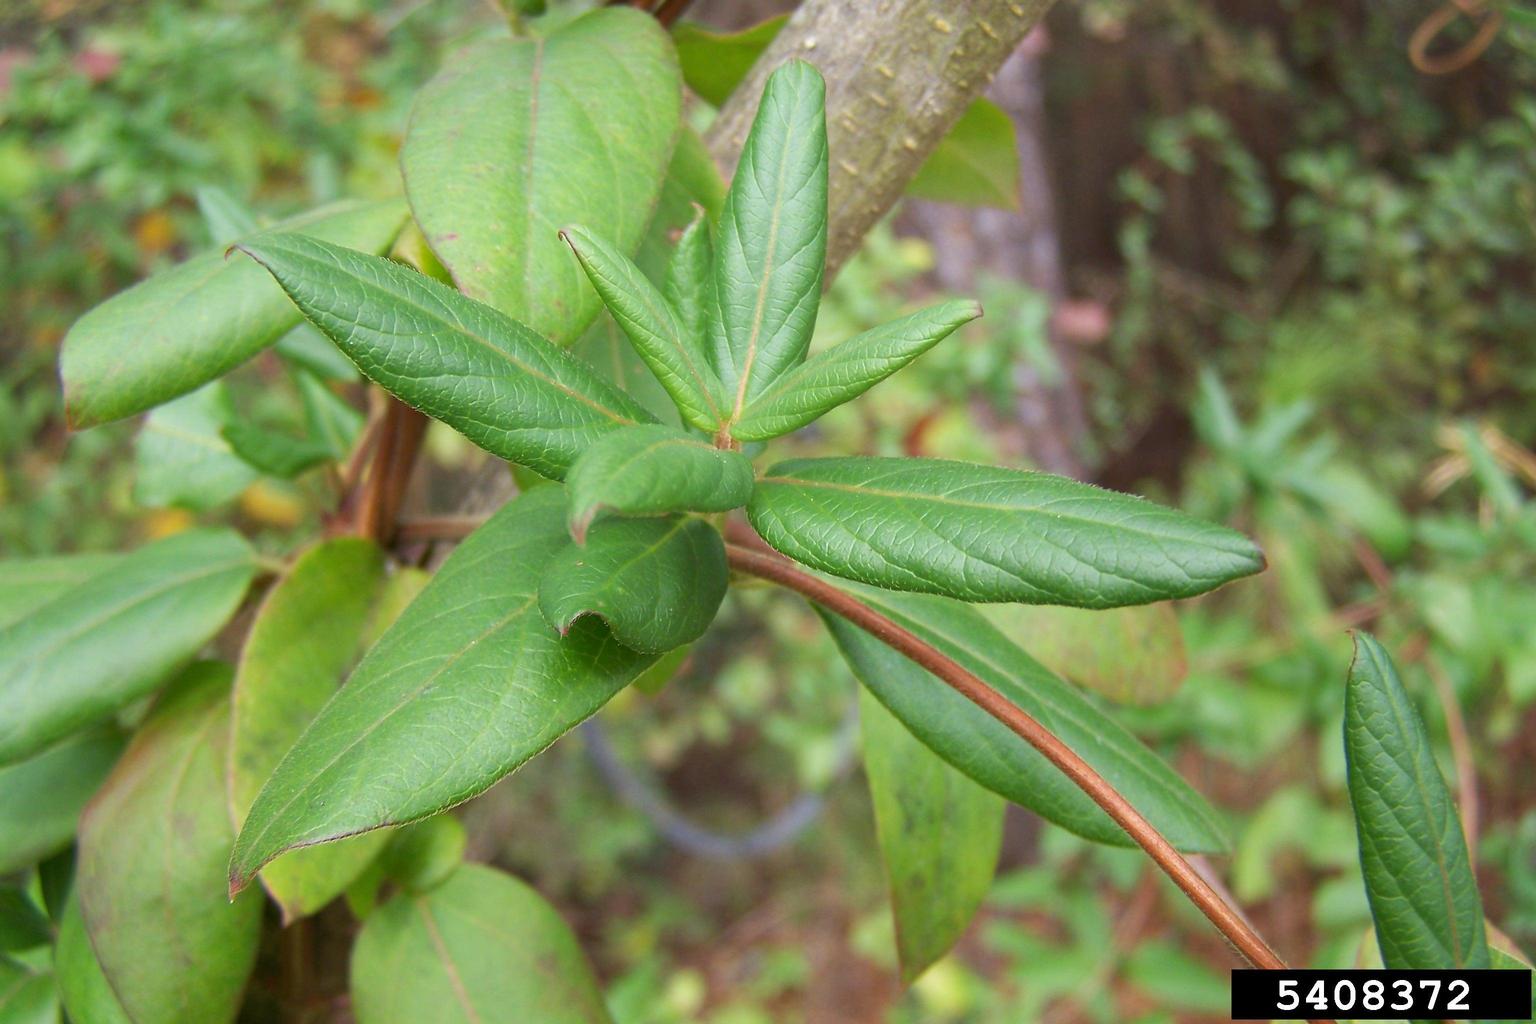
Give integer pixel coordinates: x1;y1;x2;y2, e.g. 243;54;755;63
665;206;713;348
0;889;49;952
673;16;786;106
1346;633;1489;969
56;896;132;1024
906;99;1021;210
822;587;1229;851
0;554;122;629
134;381;257;510
401;8;680;344
229;539;391;922
562;225;725;431
0;958;54;1024
861;690;1002;983
636;127;726;283
195;186;258;246
378;815;467;894
296;370;365;458
275;322;360;381
979;603;1187;706
78;664;262;1024
539;516;727;653
731;301;981;441
62;199;407;427
564;424;755;540
711;60;828;415
0;726;124;873
0;528;256;765
750;457;1264;608
230;487;658;890
351;864;612;1024
221;421;331;479
236;233;654;480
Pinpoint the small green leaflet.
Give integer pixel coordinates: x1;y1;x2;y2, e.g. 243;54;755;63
77;664;262;1024
350;864;614;1024
730;300;980;441
1345;632;1489;969
134;381;257;511
229;487;660;890
236;233;656;480
61;198;407;427
664;206;714;349
564;424;755;540
822;586;1229;852
400;7;681;345
0;528;256;765
710;59;828;415
749;456;1264;608
562;225;725;431
229;538;393;922
861;690;1002;983
539;516;728;653
906;99;1021;211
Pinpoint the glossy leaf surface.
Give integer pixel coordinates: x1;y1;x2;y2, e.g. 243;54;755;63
731;301;980;441
822;587;1229;851
562;225;724;430
350;864;613;1024
861;690;1002;983
1346;633;1489;969
230;487;658;889
564;424;755;540
750;457;1264;608
77;665;262;1024
229;539;391;921
710;60;828;414
236;233;655;480
61;199;406;427
400;8;680;344
0;528;255;764
539;516;728;653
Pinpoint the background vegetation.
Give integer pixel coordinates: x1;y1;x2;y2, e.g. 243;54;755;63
2;0;1534;1020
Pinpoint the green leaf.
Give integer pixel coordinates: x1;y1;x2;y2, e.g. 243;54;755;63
296;370;365;458
229;487;658;890
539;516;728;653
0;726;124;874
350;864;613;1024
61;198;407;427
561;225;725;431
0;528;256;765
77;664;262;1024
636;127;726;283
749;457;1265;608
0;554;122;630
133;381;258;511
731;301;981;441
673;16;786;106
221;421;332;479
860;690;1002;984
235;233;655;480
0;890;49;952
564;424;755;540
229;538;392;922
400;8;681;344
711;60;828;416
379;815;467;894
664;206;714;349
979;603;1187;706
1345;632;1489;969
55;895;131;1024
821;587;1229;852
0;958;54;1024
274;322;360;381
906;99;1021;210
195;185;258;246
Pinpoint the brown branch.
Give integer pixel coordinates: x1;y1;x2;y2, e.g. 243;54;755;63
723;535;1321;997
395;515;488;542
353;398;428;544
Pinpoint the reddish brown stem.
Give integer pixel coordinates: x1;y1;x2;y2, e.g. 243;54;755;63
353;398;428;544
723;536;1318;996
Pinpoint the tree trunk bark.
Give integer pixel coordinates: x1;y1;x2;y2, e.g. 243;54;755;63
706;0;1057;278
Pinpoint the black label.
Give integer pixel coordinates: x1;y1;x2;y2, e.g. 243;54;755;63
1231;968;1533;1020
